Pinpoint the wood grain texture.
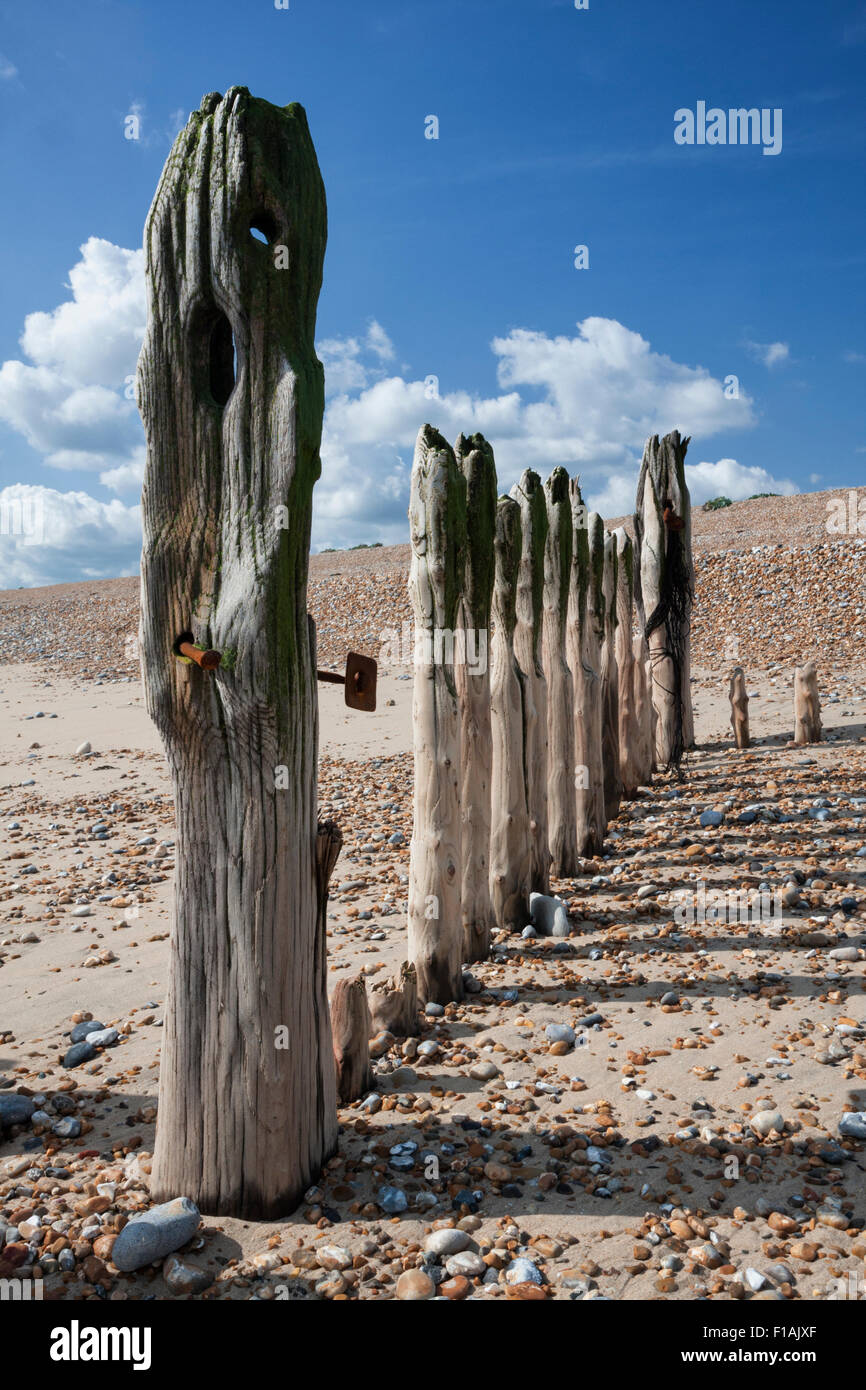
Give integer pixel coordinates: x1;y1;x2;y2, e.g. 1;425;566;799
139;89;336;1217
634;431;695;769
601;530;622;823
543;468;578;875
407;425;466;1003
489;495;531;930
613;528;640;798
331;975;373;1104
509;470;550;894
454;433;497;963
566;481;604;857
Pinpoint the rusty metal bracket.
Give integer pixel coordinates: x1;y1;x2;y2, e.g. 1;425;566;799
174;634;222;671
316;650;377;712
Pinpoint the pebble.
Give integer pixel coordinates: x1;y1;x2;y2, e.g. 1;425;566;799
111;1197;201;1272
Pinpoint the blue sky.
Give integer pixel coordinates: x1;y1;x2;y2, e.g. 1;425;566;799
0;0;864;585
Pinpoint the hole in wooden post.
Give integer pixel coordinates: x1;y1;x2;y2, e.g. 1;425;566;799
208;313;236;407
249;210;279;245
190;304;237;409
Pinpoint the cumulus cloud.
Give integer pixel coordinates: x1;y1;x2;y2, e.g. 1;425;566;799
0;239;786;579
312;316;759;548
745;339;790;368
0;238;146;496
0;485;141;589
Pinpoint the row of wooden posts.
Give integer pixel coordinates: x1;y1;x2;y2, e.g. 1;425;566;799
404;424;696;1005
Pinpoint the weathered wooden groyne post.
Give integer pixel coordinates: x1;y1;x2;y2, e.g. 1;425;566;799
566;481;602;857
454;433;497;962
634;431;694;770
600;529;622;822
729;666;751;748
614;527;640;797
139;90;336;1217
407;425;467;1003
489;495;531;930
543;468;578;875
583;511;608;849
793;661;821;745
510;470;550;893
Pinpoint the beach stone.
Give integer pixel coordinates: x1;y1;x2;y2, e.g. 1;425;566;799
396;1269;435;1300
468;1061;500;1081
317;1244;352;1271
529;892;570;937
75;741;92;755
700;810;724;828
62;1041;96;1068
111;1197;201;1272
545;1023;575;1047
377;1185;408;1215
70;1020;105;1043
163;1252;214;1296
424;1227;469;1257
505;1257;543;1285
0;1096;35;1131
445;1250;486;1278
750;1110;784;1138
839;1112;866;1140
84;1028;118;1048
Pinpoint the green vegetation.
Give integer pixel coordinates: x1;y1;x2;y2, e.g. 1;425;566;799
703;496;733;511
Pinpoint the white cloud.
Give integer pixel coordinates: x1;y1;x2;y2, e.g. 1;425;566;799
0;240;779;577
0;485;141;588
0;54;16;80
312;317;758;548
0;238;145;494
685;457;798;505
746;339;790;368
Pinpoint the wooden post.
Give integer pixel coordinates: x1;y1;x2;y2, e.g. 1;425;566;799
489;495;531;930
793;661;821;745
331;975;373;1104
369;960;419;1037
454;433;497;963
407;425;466;1004
729;667;751;749
510;470;550;894
566;480;604;858
600;529;622;823
543;468;578;876
632;631;655;787
614;528;640;798
139;90;336;1217
583;511;608;849
634;431;695;770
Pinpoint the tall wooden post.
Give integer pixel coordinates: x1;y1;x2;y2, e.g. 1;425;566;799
543;468;578;876
139;90;336;1217
613;527;640;798
600;529;622;822
454;433;497;963
634;431;695;770
583;511;608;850
489;496;531;931
566;480;604;858
407;425;467;1003
510;470;550;894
